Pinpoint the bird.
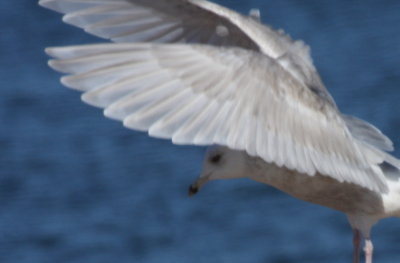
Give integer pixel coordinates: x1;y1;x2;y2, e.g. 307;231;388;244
38;0;400;262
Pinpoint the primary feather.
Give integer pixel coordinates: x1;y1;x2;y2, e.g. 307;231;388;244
40;0;399;193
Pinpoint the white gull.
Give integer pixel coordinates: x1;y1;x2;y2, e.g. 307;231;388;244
38;0;400;262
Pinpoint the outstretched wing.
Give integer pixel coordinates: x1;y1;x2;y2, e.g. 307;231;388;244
39;0;286;55
46;43;389;192
39;0;335;117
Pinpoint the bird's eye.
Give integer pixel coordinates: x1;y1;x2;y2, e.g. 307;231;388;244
210;154;222;164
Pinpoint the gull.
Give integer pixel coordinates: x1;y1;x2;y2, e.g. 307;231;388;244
38;0;400;262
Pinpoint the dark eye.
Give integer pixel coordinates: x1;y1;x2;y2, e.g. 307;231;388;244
210;154;222;164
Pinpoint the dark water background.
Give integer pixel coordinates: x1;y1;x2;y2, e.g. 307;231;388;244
1;1;400;262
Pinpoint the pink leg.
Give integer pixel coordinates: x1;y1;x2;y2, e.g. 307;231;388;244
353;229;361;263
364;239;373;263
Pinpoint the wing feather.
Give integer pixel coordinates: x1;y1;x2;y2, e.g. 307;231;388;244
39;0;318;63
40;0;335;110
172;97;216;144
124;86;190;133
40;0;398;193
46;42;390;192
343;114;394;152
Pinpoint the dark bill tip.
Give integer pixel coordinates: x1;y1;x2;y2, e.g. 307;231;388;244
188;185;198;197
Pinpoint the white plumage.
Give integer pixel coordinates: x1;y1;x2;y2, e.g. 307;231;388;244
39;1;400;262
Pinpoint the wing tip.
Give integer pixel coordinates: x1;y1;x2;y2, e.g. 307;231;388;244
47;59;66;73
38;0;61;13
62;13;82;27
148;124;172;140
38;0;52;8
44;47;55;57
81;93;106;109
171;133;193;145
60;76;77;90
122;117;148;132
104;105;128;121
45;47;64;59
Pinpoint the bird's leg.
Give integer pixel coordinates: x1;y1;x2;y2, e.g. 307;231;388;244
364;239;373;263
353;229;361;263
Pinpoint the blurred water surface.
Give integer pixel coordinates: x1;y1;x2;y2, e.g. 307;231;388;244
1;0;400;262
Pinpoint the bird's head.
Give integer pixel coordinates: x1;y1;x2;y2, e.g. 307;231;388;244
188;146;247;196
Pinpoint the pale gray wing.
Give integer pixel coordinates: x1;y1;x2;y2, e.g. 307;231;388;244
342;114;394;152
45;42;389;193
39;0;335;105
37;0;315;70
39;0;261;51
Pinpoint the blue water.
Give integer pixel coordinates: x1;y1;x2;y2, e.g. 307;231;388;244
1;1;400;262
